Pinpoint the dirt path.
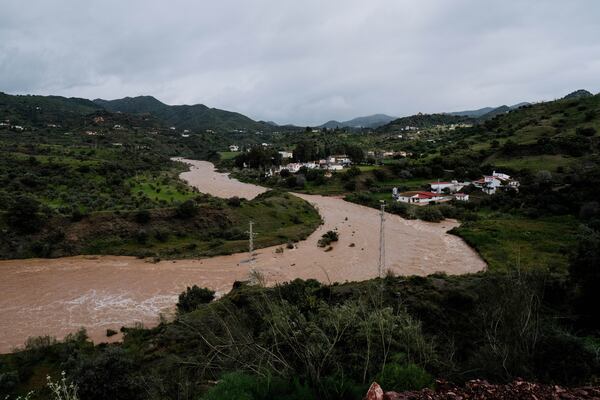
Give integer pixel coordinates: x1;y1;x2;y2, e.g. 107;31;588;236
0;159;485;353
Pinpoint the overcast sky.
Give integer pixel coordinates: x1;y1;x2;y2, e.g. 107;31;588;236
1;1;599;125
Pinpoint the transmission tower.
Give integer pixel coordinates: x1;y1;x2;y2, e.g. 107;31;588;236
378;201;386;278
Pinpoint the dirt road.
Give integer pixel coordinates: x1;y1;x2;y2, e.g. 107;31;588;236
0;159;485;353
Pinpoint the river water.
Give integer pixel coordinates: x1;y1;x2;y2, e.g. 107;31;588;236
0;159;485;353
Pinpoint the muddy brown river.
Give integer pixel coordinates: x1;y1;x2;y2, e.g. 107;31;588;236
0;159;486;353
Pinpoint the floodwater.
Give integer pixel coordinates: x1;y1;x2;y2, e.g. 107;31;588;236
0;159;486;353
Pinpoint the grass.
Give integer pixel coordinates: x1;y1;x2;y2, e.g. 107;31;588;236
82;191;321;259
129;174;196;203
486;154;577;171
219;151;239;160
452;214;579;272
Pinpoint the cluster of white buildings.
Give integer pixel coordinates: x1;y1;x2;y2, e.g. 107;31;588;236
366;150;412;158
270;154;353;175
393;171;519;205
393;188;469;205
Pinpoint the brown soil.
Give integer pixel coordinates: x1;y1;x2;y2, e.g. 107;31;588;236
0;159;485;353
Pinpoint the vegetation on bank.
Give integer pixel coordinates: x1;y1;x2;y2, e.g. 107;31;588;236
0;126;321;259
2;239;599;399
220;93;600;273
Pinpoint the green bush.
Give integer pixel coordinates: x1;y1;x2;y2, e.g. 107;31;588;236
5;195;42;233
175;199;198;218
416;206;444;222
177;285;215;313
377;362;433;392
318;230;339;247
134;209;151;224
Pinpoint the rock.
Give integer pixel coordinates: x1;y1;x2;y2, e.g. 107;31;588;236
365;382;384;400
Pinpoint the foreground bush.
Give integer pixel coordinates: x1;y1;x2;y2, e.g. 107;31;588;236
177;285;215;312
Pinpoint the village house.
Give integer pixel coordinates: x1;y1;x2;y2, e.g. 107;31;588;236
454;193;469;201
473;171;519;194
278;151;293;159
395;190;452;205
430;180;470;193
328;154;351;165
229;145;239;152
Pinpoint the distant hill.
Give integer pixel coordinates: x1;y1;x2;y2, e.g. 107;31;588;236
319;114;397;129
448;102;531;119
0;92;104;128
563;89;593;100
376;113;474;132
448;107;496;118
94;96;277;133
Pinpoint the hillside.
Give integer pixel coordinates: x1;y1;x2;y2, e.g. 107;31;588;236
94;96;278;133
0;92;102;127
376;113;474;132
450;92;600;171
447;102;531;119
320;114;397;129
563;89;594;100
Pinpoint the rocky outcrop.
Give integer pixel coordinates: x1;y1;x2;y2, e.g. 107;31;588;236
365;379;600;400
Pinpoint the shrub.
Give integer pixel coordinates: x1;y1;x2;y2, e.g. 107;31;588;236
175;199;198;218
576;127;596;137
5;195;42;233
344;180;356;191
377;362;434;392
373;169;389;181
134;209;151;224
135;229;148;244
318;230;339;247
177;285;215;313
227;196;242;207
416;207;444;222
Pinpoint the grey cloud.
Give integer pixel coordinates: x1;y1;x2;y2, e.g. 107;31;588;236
1;0;599;125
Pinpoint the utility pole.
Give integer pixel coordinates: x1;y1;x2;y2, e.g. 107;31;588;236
378;200;386;278
246;221;257;264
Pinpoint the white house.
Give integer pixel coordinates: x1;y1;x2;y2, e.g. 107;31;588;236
326;164;344;171
473;171;519;194
454;193;469;201
430;180;469;193
329;155;351;165
396;191;452;205
229;145;240;152
278;151;293;159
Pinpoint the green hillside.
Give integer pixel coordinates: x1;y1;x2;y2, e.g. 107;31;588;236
377;113;474;132
95;96;277;133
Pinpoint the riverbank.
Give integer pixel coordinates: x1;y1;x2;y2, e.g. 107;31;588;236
0;159;485;353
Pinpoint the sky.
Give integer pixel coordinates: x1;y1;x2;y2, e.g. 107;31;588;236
1;1;600;126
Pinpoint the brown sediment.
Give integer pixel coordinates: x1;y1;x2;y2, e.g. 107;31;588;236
0;159;485;353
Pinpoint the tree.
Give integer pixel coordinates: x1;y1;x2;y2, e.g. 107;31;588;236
177;285;215;312
175;200;198;218
6;195;42;233
345;145;364;164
